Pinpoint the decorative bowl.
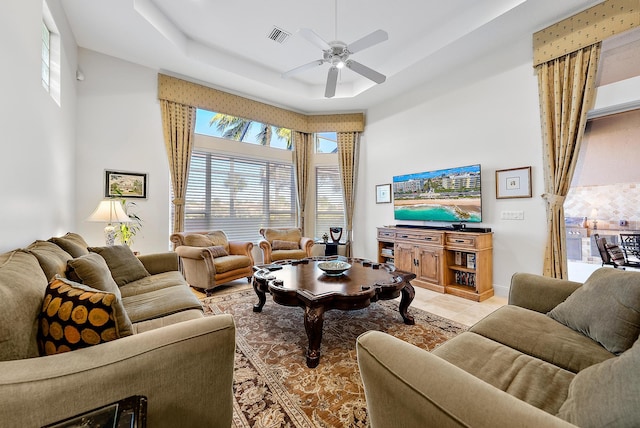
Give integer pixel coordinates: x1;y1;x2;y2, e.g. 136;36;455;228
317;261;352;276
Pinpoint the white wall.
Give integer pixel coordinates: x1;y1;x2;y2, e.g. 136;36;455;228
354;59;548;297
74;49;170;254
0;0;77;251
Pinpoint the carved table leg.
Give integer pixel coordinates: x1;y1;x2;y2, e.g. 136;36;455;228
252;278;266;312
399;281;415;325
304;305;325;368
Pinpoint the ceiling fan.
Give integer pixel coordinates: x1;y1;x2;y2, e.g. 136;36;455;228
281;1;388;98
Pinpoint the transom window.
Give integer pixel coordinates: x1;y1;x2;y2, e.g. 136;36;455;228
195;109;292;150
314;132;338;153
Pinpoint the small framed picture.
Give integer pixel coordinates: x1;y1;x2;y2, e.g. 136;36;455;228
466;253;476;270
454;251;462;266
495;166;532;199
376;184;392;204
105;170;148;199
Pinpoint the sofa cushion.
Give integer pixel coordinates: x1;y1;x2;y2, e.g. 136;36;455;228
263;228;301;244
213;255;252;274
119;271;188;298
433;332;575;415
122;285;203;323
66;253;121;299
272;239;300;250
49;232;89;258
557;338;640;427
0;250;49;361
88;245;150;287
547;267;640;355
38;276;133;355
207;245;229;258
184;234;213;247
470;305;615;373
26;240;73;281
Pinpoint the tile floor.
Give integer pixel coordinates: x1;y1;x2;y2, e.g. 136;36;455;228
193;280;507;327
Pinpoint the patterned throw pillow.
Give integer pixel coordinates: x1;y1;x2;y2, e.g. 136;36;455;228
38;276;133;356
272;239;300;250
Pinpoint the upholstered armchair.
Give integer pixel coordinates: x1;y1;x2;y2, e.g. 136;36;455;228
170;231;254;296
258;227;314;264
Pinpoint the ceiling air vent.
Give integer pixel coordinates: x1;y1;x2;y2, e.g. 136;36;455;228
267;26;291;44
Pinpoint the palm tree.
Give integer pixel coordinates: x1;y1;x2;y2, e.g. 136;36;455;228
210;113;291;148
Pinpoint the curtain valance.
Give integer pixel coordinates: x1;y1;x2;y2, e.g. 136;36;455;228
157;74;364;133
533;0;639;67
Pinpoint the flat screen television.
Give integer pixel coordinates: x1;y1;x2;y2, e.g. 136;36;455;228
393;164;482;223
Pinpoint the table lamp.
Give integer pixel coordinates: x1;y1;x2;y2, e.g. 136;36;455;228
590;208;598;230
87;199;130;245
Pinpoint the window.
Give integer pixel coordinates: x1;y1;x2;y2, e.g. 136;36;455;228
182;150;296;242
315;132;338;153
41;21;50;92
315;166;345;240
194;109;292;150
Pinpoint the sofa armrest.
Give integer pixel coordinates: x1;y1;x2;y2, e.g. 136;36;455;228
356;331;577;428
0;315;235;428
229;240;254;259
509;272;583;313
137;252;179;275
300;236;314;256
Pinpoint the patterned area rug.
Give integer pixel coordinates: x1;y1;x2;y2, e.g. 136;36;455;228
202;287;466;428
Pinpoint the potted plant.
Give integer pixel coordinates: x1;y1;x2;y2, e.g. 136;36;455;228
113;190;142;247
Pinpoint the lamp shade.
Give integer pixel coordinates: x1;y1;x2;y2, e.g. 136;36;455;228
87;200;130;224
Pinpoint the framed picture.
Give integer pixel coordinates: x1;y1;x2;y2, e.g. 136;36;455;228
105;170;148;199
466;253;476;270
454;251;462;266
495;166;532;199
376;184;392;204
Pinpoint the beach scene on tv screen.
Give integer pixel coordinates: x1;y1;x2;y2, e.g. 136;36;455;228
393;165;482;222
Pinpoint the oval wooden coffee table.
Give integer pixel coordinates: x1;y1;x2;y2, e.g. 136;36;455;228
252;257;416;368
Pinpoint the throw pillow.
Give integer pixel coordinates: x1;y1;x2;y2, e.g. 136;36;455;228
272;239;300;250
38;276;133;356
207;245;229;258
66;253;121;299
49;232;90;258
88;245;149;287
26;240;72;281
184;234;213;248
556;338;640;427
547;267;640;354
605;243;626;267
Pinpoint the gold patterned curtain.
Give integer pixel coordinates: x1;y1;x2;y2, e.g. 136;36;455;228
160;100;196;233
337;132;360;257
537;43;601;279
293;132;312;234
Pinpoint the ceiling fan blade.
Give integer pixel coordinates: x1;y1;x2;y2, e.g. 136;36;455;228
325;67;339;98
346;60;386;84
346;29;388;54
298;28;331;51
281;59;324;79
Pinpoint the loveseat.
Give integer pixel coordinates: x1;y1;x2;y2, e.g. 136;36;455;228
357;267;640;427
0;232;235;428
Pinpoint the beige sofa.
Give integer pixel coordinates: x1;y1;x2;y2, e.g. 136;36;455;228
0;233;235;428
357;267;640;427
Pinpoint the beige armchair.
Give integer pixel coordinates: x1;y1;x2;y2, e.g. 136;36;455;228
170;231;254;296
258;227;314;264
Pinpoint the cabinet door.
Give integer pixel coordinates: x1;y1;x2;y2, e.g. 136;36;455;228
416;247;441;285
394;243;414;273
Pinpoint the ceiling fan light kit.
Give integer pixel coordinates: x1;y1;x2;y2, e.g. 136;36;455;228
281;1;388;98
